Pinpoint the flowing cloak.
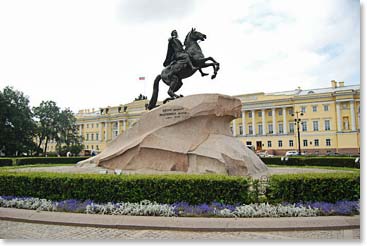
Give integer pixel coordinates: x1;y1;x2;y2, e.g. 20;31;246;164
163;38;185;67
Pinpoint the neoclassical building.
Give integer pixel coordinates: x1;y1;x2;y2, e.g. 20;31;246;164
232;80;360;155
74;81;360;156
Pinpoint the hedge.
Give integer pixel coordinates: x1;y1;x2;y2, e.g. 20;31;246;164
267;172;360;203
0;171;360;205
0;159;13;167
0;173;253;205
261;157;359;168
15;157;89;165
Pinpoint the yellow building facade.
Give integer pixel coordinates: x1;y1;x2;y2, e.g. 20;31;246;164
75;81;360;156
233;81;360;155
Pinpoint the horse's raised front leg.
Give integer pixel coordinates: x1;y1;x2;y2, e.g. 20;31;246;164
198;62;218;79
199;68;209;77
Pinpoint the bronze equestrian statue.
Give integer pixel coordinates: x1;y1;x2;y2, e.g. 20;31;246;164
147;28;220;110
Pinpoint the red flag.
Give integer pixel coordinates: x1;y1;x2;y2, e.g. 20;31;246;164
139;76;145;80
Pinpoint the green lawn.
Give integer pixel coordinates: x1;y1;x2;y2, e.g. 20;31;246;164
0;163;75;170
267;164;360;172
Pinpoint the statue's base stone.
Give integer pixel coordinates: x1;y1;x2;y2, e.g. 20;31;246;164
78;94;268;177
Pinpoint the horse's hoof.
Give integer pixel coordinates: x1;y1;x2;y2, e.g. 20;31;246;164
201;73;209;77
211;75;216;79
179;95;184;97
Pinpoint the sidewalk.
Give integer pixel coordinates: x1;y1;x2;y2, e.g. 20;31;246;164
0;207;360;232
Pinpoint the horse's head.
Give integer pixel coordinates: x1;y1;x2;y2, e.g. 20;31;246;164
184;28;206;46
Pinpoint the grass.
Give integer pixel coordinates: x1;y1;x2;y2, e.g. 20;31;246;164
0;164;75;170
267;164;360;172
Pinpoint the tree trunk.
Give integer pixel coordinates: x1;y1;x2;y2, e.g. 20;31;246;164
44;137;49;156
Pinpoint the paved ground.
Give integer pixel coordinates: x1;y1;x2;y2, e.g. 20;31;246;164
0;208;360;240
0;219;360;240
9;165;354;175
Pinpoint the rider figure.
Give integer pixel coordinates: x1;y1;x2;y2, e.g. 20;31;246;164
163;30;197;71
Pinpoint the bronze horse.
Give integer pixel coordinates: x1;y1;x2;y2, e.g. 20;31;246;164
147;28;220;110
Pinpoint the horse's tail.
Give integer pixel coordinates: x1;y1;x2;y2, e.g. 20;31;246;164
147;75;161;110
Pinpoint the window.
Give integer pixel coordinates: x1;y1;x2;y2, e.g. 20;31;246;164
289;122;294;133
258;111;262;117
342;103;348;110
301;106;306;113
302;121;307;131
289;140;294;147
258;124;263;135
91;145;94;150
278;123;284;134
91;124;94;128
248;125;253;135
96;145;99;150
86;133;89;141
230;127;233;134
268;124;273;134
268;111;272;116
91;133;94;141
96;123;99;128
312;121;319;131
248;112;252;118
314;139;319;146
96;133;99;141
288;109;294;115
278;140;283;147
86;124;89;128
86;145;89;149
278;109;282;116
267;141;272;147
239;125;243;135
312;105;317;112
326;139;331;146
324;120;331;131
323;105;329;111
303;139;308;147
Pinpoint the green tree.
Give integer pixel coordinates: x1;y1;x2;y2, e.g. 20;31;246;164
56;108;83;156
0;86;36;156
33;101;61;155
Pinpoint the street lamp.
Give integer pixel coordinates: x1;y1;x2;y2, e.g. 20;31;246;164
292;111;304;156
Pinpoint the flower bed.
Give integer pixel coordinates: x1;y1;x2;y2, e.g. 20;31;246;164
0;196;359;217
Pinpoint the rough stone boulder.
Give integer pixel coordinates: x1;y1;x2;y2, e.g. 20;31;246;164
78;94;268;177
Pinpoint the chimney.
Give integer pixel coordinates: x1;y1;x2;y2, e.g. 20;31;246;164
338;81;344;87
331;80;337;88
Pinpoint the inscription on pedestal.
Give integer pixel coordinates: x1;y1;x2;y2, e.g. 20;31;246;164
159;107;189;120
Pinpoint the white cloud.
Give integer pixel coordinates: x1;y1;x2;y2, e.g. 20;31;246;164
0;0;360;112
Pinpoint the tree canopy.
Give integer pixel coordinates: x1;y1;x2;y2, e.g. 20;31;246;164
0;86;36;156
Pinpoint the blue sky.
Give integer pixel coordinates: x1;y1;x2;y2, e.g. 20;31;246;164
0;0;361;112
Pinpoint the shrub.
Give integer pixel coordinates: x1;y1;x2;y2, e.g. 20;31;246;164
261;156;359;168
0;158;13;167
0;172;252;205
15;157;88;165
267;173;360;203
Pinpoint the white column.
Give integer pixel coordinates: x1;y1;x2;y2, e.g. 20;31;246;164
252;110;256;135
261;109;266;135
123;119;126;131
283;107;288;134
79;124;82;136
232;120;236;136
105;122;108;141
242;110;246;136
272;108;277;135
117;120;120;134
336;102;342;131
99;122;102;141
350;101;356;131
